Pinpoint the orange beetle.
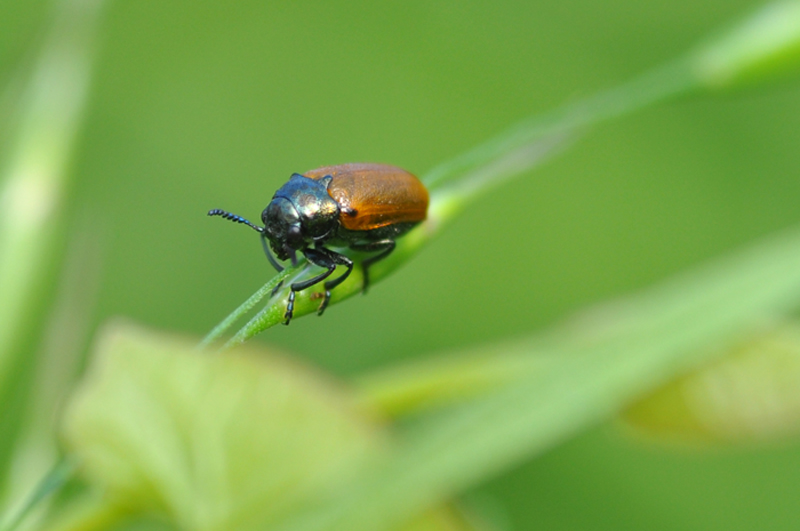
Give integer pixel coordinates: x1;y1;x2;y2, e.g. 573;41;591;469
209;163;429;324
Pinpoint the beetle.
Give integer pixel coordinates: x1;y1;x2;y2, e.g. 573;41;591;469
209;163;429;324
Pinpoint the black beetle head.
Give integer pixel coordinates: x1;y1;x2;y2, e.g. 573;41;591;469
261;174;339;260
262;198;302;259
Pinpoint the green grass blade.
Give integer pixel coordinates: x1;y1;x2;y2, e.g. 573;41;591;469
0;0;105;500
210;61;694;343
266;224;800;531
199;268;293;349
207;0;800;346
0;459;75;531
692;1;800;88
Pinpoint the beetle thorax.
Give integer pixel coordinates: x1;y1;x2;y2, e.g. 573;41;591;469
261;174;340;259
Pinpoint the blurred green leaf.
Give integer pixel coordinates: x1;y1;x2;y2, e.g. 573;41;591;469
402;507;491;531
265;224;800;531
60;322;484;531
355;339;556;418
61;322;384;530
692;1;800;88
59;221;800;531
34;494;124;531
623;321;800;444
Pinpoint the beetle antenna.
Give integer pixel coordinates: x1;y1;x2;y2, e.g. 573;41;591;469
208;209;264;233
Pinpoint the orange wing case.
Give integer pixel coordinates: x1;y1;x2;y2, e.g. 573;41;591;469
303;163;428;231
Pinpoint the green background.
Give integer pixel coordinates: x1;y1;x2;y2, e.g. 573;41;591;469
3;0;800;529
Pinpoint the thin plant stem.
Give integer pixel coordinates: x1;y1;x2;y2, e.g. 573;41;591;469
198;268;294;349
205;59;698;344
0;458;75;531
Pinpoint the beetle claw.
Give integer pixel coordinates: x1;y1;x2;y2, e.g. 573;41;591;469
317;290;331;316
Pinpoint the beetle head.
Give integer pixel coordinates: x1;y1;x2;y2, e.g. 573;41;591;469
261;174;339;260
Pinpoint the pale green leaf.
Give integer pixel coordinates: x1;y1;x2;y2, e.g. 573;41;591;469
61;322;384;531
59;323;483;531
624;322;800;444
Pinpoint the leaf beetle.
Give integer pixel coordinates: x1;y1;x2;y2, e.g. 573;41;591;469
209;163;429;324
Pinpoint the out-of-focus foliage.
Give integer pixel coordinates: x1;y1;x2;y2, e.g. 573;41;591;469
692;0;800;87
58;322;481;531
0;0;105;519
4;0;800;531
57;221;800;531
61;322;384;530
624;322;800;443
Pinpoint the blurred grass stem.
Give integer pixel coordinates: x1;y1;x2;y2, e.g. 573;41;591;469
423;59;695;191
0;0;105;506
199;268;294;349
0;0;102;378
207;59;697;343
207;0;800;342
0;458;75;531
271;224;800;531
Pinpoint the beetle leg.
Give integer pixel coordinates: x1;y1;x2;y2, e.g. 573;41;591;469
270;280;284;297
283;248;336;325
285;291;296;325
316;247;353;316
349;239;396;293
261;233;284;273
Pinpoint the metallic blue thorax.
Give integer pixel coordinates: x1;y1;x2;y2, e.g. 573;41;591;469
273;174;339;234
